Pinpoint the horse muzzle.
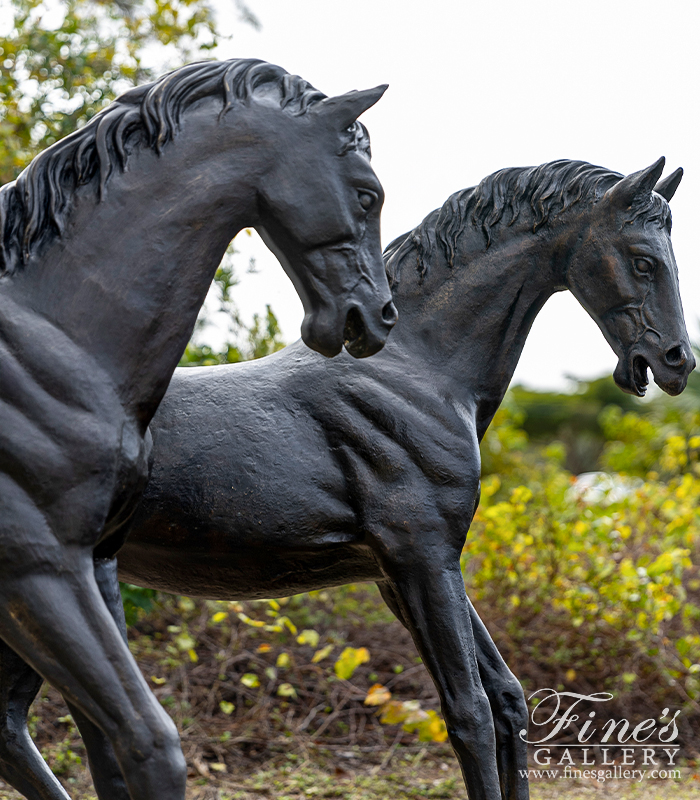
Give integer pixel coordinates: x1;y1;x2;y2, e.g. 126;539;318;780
614;345;695;397
343;301;398;358
301;300;398;359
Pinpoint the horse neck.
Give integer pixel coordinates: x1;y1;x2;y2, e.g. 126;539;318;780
389;219;568;437
8;115;264;427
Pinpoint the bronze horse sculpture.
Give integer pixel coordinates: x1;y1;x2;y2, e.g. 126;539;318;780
0;57;397;800
1;159;692;800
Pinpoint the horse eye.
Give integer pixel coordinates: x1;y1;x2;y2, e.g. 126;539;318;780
634;258;654;275
358;192;376;211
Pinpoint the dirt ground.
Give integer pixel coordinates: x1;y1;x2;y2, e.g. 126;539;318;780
0;761;700;800
0;756;697;800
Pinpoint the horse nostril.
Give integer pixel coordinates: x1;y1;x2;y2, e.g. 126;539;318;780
664;345;686;368
382;301;398;326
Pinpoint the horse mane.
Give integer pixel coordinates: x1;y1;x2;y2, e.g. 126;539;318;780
384;160;672;289
0;58;350;276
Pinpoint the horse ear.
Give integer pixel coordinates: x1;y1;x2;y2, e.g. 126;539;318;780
314;85;388;131
654;167;683;202
605;157;666;209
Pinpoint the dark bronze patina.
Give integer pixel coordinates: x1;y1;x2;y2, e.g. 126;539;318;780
0;58;395;800
1;160;691;799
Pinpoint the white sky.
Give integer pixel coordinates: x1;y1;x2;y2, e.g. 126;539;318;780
207;0;699;390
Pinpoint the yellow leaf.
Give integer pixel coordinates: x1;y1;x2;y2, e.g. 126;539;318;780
276;652;291;668
212;611;228;624
256;643;272;653
380;700;411;725
364;683;392;706
219;701;235;715
419;711;448;743
311;644;334;663
237;612;265;628
277;682;297;698
240;673;260;688
281;617;298;635
188;649;198;663
151;676;166;685
334;647;370;680
297;629;320;648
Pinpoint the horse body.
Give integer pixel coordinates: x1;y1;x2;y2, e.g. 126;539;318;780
0;58;396;800
116;340;479;597
116;158;693;800
116;175;583;597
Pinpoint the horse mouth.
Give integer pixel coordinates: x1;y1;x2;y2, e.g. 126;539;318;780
633;355;650;397
343;307;371;358
622;352;692;397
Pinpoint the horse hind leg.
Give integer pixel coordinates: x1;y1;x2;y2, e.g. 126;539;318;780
0;638;70;800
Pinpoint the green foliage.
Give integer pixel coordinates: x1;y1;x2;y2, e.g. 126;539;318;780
119;582;157;625
509;377;643;473
600;403;700;480
179;302;285;367
470;405;700;710
0;0;224;184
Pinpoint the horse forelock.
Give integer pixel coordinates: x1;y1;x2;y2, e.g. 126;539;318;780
0;58;330;277
390;160;672;291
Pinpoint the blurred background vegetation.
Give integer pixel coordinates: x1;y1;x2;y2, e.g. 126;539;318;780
1;0;699;793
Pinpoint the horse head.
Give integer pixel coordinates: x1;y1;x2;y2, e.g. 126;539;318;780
253;84;397;358
566;158;694;396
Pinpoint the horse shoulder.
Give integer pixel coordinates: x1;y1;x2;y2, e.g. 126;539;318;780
313;367;480;562
0;291;132;533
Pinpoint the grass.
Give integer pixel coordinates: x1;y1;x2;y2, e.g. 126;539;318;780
1;755;698;800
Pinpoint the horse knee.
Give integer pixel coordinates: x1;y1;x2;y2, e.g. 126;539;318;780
0;720;25;761
0;695;35;761
493;674;528;740
119;705;179;760
117;710;186;782
445;690;497;753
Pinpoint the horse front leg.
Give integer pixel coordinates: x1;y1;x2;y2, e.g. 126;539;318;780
376;549;501;800
378;582;529;800
65;558;130;800
0;474;186;800
0;560;133;800
0;639;69;800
